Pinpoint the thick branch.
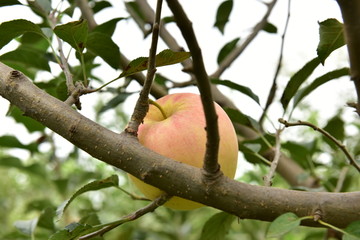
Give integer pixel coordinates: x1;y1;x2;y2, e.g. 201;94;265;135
1;62;360;228
336;0;360;115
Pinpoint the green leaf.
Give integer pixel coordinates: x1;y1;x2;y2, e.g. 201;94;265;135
28;0;52;17
214;0;233;34
0;156;23;169
37;207;56;231
0;0;21;7
239;134;275;164
7;105;45;132
54;19;88;53
225;108;260;131
162;16;175;24
200;212;236;240
344;221;360;240
14;218;38;236
0;156;48;179
281;141;317;169
263;22;278;33
99;93;133;114
217;37;240;65
92;18;125;36
266;212;301;238
323;114;345;150
92;0;112;14
79;213;102;226
119;49;191;78
49;223;92;240
317;18;345;65
280;57;321;111
212;79;260;104
20;32;51;51
26;199;54;212
293;68;349;109
0;19;47;49
56;175;119;220
0;45;51;71
0;135;38;152
86;32;120;69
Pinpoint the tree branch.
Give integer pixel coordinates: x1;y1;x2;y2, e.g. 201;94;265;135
1;62;360;228
125;0;163;135
336;0;360;115
263;129;282;187
259;0;291;128
166;0;221;178
210;0;278;79
279;118;360;173
79;193;171;239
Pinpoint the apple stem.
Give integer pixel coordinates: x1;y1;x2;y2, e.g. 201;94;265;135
149;99;168;119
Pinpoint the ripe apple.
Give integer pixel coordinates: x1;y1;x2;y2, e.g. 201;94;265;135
128;93;238;210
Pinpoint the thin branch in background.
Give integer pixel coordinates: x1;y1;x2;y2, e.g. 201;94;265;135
334;166;349;193
166;0;221;178
48;12;75;94
210;0;278;79
259;0;291;129
125;0;164;135
263;128;283;186
136;0;188;54
76;0;97;30
279;118;360;173
79;193;171;239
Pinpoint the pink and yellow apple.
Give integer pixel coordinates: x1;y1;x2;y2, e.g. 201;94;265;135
129;93;238;210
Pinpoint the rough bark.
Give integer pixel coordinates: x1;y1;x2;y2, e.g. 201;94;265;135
1;62;359;228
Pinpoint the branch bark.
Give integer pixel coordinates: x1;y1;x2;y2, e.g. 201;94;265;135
336;0;360;115
1;62;359;228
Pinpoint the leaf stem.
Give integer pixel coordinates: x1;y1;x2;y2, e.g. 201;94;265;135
149;99;167;119
318;219;348;235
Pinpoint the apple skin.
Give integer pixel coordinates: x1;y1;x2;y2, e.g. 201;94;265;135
129;93;238;210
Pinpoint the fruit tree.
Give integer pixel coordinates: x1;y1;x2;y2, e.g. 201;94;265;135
0;0;360;239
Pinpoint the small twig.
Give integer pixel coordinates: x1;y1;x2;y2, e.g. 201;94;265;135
263;129;283;186
166;0;221;178
210;0;278;79
79;193;171;239
259;0;291;129
48;12;76;94
279;118;360;173
170;79;196;88
125;0;163;135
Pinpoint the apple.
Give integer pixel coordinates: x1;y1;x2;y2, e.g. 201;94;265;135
128;93;238;210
